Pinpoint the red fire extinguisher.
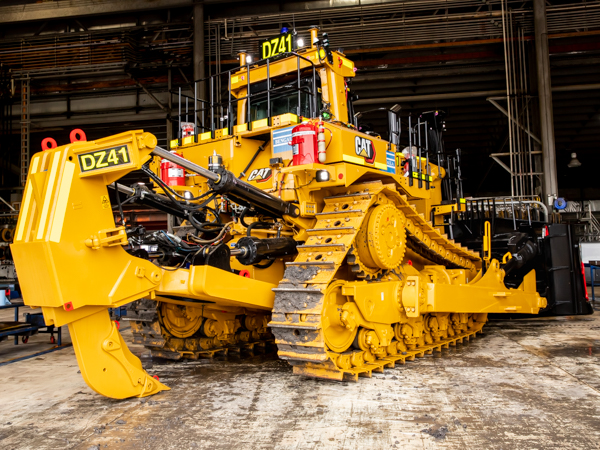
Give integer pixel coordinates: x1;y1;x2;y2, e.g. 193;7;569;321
290;123;318;165
160;151;186;186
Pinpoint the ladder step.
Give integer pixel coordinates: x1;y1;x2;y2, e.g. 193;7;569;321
269;322;320;330
324;192;372;201
297;244;346;251
307;227;355;235
285;261;336;266
315;209;363;217
272;287;322;293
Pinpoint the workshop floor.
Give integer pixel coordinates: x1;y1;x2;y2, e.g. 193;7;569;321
1;305;600;450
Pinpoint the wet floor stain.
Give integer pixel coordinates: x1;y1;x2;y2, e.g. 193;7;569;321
2;315;600;449
532;345;600;358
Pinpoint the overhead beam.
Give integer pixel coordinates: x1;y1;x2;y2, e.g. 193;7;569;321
26;110;166;129
0;0;192;24
354;65;505;83
0;0;259;24
354;84;600;106
552;83;600;92
354;90;506;105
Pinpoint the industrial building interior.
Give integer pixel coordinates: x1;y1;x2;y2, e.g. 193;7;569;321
1;0;600;448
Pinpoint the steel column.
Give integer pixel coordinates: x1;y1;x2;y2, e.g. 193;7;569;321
167;68;172;148
533;0;558;205
20;77;30;187
194;1;206;100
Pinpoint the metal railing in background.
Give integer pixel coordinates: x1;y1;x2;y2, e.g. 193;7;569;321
563;202;600;243
487;0;541;199
461;197;548;230
445;196;547;241
173;52;318;144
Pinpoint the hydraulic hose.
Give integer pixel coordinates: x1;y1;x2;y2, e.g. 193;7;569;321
502;240;538;275
152;146;299;218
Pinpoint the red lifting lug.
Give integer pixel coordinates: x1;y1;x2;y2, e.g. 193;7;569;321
115;320;120;330
41;137;57;151
152;375;160;381
63;302;74;311
70;128;87;143
239;270;250;278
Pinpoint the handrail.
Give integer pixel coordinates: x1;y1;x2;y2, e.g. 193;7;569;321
173;51;320;144
464;197;549;224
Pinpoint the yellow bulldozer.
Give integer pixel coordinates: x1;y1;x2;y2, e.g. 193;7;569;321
11;28;546;399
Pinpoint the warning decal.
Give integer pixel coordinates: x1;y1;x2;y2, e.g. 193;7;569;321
101;195;110;209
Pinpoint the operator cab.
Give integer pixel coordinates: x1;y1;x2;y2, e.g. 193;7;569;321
248;75;321;123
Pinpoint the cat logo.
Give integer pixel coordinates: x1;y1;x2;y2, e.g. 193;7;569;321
247;167;272;183
355;136;376;164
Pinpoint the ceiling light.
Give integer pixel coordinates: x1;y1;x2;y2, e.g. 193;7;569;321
246;55;252;63
296;38;305;48
568;152;581;168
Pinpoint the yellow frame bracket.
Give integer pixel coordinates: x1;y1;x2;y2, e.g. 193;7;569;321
402;276;421;318
483;221;492;269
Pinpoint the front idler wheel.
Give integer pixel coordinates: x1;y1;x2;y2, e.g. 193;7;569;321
322;281;358;353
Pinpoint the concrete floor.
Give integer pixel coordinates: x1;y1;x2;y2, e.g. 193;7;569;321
1;305;600;450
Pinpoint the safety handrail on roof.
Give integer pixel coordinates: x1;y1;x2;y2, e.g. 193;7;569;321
173;51;319;145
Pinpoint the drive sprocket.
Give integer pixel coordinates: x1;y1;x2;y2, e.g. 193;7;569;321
348;203;407;279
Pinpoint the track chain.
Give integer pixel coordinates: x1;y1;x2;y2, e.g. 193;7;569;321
270;182;485;381
125;300;274;361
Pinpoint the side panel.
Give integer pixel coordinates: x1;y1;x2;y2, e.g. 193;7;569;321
541;224;593;316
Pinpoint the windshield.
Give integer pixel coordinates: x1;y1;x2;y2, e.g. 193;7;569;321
247;73;321;121
250;91;314;121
